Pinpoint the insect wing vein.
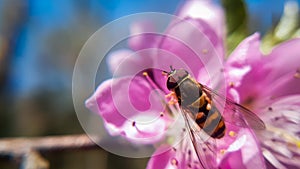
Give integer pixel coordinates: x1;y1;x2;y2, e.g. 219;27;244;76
202;85;265;130
181;109;218;169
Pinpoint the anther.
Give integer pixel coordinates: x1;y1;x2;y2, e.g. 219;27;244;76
202;49;208;54
160;112;164;117
132;121;136;127
171;158;179;166
229;131;236;137
142;72;148;76
220;149;226;155
229;82;235;87
143;71;161;90
268;107;273;111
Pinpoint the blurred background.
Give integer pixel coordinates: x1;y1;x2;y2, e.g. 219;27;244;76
0;0;298;168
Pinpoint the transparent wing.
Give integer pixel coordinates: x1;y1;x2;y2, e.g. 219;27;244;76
181;108;218;169
201;84;265;130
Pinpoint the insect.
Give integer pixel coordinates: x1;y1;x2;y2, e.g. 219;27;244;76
165;67;265;168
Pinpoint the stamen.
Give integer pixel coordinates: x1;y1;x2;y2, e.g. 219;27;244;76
268;107;273;111
143;71;161;90
171;158;179;166
220;149;226;155
267;125;300;149
229;82;235;87
143;71;176;116
132;121;156;136
229;131;236;137
262;148;286;169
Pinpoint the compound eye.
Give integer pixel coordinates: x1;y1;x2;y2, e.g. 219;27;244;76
167;77;178;90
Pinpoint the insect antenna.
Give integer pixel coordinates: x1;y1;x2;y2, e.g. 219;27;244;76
170;65;175;71
162;70;168;76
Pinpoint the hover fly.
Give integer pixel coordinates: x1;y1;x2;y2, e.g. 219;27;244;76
164;67;265;169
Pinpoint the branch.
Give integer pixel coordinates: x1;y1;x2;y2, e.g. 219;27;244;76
0;134;99;157
0;134;101;169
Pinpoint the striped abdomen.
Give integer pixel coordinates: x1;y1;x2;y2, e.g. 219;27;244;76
186;93;226;139
172;77;226;139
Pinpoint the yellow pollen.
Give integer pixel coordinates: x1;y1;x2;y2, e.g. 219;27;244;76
202;49;208;54
297;141;300;148
206;103;211;110
220;149;226;155
267;125;300;149
229;131;236;137
142;72;148;76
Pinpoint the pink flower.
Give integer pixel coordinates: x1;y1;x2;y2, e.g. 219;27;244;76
143;33;268;169
227;34;300;168
84;0;280;168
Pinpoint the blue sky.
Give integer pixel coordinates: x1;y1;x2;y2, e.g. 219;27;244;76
1;0;298;95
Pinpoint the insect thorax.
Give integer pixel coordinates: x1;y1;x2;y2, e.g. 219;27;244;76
174;78;203;107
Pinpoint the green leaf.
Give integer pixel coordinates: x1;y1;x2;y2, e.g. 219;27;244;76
261;1;299;54
222;0;248;54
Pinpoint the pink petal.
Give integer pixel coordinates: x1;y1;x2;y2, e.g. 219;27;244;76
266;38;300;78
262;71;300;99
261;38;300;98
121;113;168;144
177;0;226;47
233;38;300;106
157;17;223;79
220;129;266;169
106;49;153;76
85;76;167;142
128;21;161;51
227;33;262;66
146;145;175;169
226;33;263;88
